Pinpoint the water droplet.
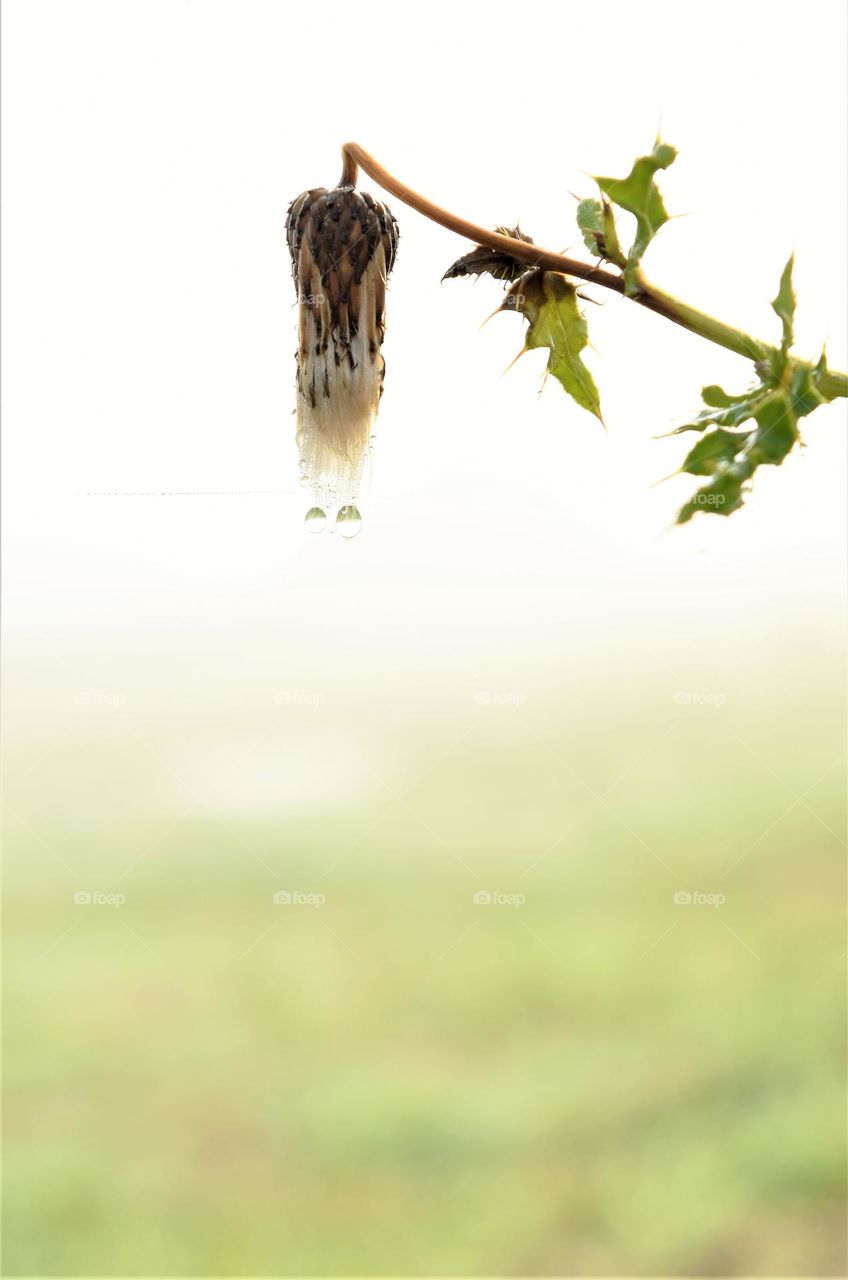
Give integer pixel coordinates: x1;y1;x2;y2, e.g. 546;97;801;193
304;506;327;533
335;504;362;539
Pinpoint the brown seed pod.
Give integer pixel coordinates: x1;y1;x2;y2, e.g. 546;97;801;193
285;184;398;504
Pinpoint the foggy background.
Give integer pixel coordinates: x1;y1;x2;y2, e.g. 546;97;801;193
2;0;846;1273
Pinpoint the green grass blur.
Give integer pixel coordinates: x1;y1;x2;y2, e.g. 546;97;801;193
2;674;845;1276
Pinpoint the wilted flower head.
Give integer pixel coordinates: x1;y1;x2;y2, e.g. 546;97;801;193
286;184;398;506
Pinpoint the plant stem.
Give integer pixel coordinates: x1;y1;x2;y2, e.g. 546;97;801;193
340;142;848;399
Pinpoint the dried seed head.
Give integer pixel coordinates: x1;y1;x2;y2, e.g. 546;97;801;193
285;184;398;505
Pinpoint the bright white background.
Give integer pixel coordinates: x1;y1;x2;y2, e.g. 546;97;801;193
2;0;846;729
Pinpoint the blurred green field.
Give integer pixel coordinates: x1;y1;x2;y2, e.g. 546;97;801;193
2;678;845;1276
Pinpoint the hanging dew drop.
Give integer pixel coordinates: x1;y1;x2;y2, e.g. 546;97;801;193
335;504;362;539
304;506;327;533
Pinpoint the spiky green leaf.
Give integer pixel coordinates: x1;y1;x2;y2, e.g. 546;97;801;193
772;255;796;355
680;428;752;476
503;271;602;422
595;141;677;291
675;389;800;523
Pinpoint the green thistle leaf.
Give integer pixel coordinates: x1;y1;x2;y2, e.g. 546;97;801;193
680;428;752;476
700;385;738;409
771;255;796;355
675;389;800;523
595;141;677;292
576;198;604;257
576;197;624;267
503;271;602;422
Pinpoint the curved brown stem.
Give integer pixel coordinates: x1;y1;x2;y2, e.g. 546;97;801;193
340;140;848;396
339;146;358;189
341;142;625;291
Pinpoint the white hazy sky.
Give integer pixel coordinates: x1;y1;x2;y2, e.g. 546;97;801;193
2;0;846;720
